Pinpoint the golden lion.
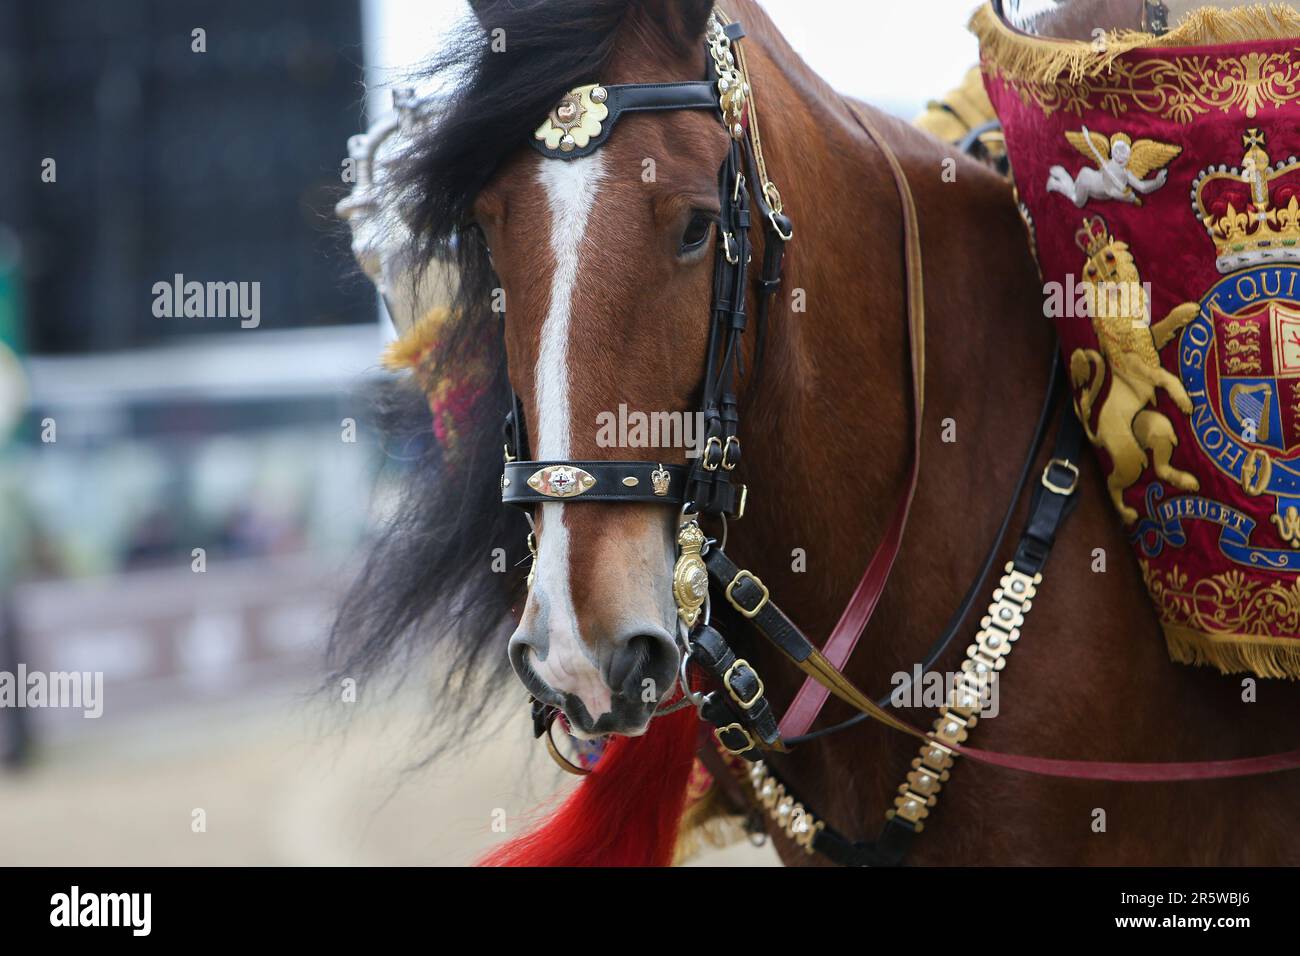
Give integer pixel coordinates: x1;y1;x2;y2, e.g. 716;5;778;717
1070;233;1200;524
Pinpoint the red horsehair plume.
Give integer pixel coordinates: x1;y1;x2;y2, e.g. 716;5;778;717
479;706;700;867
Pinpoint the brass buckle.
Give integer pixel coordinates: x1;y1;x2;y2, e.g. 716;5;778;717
723;658;763;710
1041;458;1079;496
701;436;723;472
714;722;755;756
721;435;740;471
726;570;769;618
734;483;747;520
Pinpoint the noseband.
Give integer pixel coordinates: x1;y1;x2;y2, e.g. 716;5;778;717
500;12;790;520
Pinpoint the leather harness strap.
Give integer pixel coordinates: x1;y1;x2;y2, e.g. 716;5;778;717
790;353;1068;745
777;99;928;740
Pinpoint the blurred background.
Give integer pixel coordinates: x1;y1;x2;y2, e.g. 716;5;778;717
0;0;980;865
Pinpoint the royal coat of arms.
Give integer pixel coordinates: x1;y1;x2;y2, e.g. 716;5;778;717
975;10;1300;678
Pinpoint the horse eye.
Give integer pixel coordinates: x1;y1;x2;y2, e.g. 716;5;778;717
679;212;714;255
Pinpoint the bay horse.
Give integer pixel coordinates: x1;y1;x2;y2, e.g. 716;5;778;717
331;0;1300;865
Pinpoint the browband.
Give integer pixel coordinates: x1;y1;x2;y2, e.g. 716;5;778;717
502;460;689;506
531;81;719;160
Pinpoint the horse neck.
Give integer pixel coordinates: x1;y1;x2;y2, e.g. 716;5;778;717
732;13;1054;708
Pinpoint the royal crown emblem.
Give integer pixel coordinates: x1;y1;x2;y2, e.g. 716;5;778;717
1075;215;1123;282
650;463;671;497
1193;128;1300;274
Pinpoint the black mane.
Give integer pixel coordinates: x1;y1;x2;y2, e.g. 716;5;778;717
328;1;634;750
329;0;713;752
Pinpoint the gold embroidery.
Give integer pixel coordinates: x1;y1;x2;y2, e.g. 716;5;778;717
996;52;1300;125
1069;217;1200;523
1194;129;1300;272
1140;560;1300;678
1224;336;1262;374
970;3;1300;124
1241;448;1274;495
1229;382;1273;439
1273;505;1300;548
1290;381;1300;442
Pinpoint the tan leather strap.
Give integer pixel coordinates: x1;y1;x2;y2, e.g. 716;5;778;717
779;100;926;738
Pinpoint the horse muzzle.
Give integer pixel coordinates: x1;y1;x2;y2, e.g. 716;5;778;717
508;624;680;737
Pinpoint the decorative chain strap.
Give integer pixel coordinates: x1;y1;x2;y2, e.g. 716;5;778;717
886;562;1042;830
744;759;825;854
706;12;747;139
734;562;1040;854
710;7;785;216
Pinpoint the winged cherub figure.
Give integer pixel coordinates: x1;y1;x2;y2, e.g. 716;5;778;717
1047;127;1182;207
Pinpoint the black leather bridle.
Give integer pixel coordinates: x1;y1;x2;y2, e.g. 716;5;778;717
487;6;1098;869
500;16;791;520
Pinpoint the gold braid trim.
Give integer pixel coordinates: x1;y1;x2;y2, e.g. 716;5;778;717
1163;624;1300;681
970;2;1300;84
1141;561;1300;679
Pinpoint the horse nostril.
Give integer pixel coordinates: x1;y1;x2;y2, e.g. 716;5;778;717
607;629;679;701
507;634;561;708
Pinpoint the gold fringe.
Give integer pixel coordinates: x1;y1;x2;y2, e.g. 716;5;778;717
380;305;456;372
672;786;751;865
1162;623;1300;680
970;2;1300;84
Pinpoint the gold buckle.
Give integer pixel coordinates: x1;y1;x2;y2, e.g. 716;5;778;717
726;570;769;618
701;436;723;472
1041;458;1079;496
714;723;755;756
723;658;764;710
734;483;747;520
721;435;740;471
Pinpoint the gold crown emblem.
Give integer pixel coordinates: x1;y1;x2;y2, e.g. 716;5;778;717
650;463;670;497
1193;128;1300;273
1075;215;1120;280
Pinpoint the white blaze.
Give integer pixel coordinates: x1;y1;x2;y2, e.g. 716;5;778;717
527;154;611;721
